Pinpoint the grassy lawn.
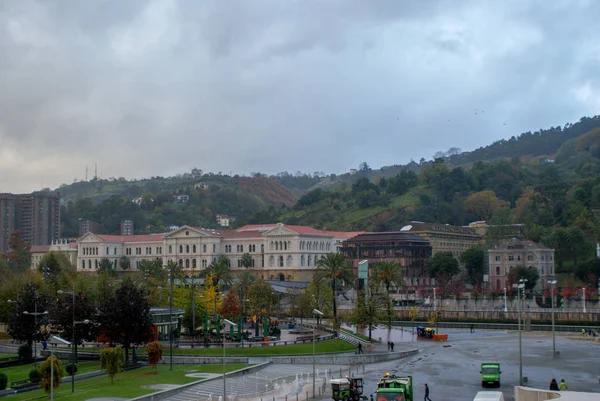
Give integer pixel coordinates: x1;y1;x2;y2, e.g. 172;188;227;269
79;339;354;356
6;364;250;401
0;361;102;383
0;353;17;362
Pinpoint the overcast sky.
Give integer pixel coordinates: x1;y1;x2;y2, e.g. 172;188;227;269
1;0;599;193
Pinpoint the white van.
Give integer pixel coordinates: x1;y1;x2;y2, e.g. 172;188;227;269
473;391;504;401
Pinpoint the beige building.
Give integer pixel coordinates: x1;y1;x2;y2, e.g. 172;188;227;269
400;221;482;259
30;240;78;271
76;223;360;282
488;238;555;292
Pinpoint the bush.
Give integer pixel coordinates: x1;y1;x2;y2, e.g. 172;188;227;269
0;372;7;390
18;344;32;361
65;363;78;376
29;369;42;383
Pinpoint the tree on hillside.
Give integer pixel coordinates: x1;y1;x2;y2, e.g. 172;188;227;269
5;230;30;272
461;246;485;286
464;190;509;221
427;252;460;281
97;278;154;363
315;253;354;323
507;266;539;290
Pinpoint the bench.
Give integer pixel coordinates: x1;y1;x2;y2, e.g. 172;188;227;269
11;379;32;390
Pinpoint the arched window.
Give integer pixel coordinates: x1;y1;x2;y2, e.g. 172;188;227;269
284;242;287;250
261;244;264;252
270;241;273;251
193;245;196;253
301;255;305;267
307;255;312;266
496;266;500;275
186;245;190;253
192;259;197;269
88;260;91;269
81;260;85;269
185;259;190;269
169;245;172;253
203;244;207;253
179;259;183;267
275;242;279;251
279;274;285;281
286;255;292;266
179;245;183;253
94;260;98;269
213;244;216;253
269;256;275;267
279;256;284;267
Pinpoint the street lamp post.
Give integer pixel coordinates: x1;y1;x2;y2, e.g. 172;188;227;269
582;288;586;313
223;318;237;401
58;287;90;392
518;279;527;386
168;265;174;371
21;302;48;370
548;280;557;358
433;288;437;311
503;288;507;312
312;309;324;399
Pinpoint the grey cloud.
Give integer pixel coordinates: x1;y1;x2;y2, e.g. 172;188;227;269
1;0;599;193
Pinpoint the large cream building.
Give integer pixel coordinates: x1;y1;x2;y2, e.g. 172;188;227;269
76;223;359;282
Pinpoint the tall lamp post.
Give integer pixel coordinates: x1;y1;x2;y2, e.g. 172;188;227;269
517;279;527;386
582;287;586;313
503;288;507;312
58;287;90;392
312;309;324;399
548;280;557;358
223;318;237;401
168;264;174;371
19;301;48;370
433;288;437;311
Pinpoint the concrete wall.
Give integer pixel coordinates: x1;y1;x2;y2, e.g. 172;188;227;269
387;309;600;324
159;356;248;364
269;349;418;365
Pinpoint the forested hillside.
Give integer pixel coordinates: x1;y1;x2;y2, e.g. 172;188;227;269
58;174;297;237
238;121;600;289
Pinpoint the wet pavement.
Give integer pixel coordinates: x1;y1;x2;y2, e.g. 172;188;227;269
318;328;600;401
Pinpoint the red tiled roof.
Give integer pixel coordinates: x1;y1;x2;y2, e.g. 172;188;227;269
30;245;50;253
235;224;333;237
321;231;365;239
95;233;167;243
220;230;263;239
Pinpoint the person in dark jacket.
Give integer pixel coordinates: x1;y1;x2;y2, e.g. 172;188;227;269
424;383;432;401
549;378;559;391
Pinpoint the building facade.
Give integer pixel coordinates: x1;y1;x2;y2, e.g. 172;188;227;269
120;220;134;236
399;221;482;259
340;231;433;291
76;223;360;282
79;219;103;236
30;240;78;271
488;238;555;292
0;192;60;252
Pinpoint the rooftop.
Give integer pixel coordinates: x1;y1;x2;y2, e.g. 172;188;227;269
492;238;553;251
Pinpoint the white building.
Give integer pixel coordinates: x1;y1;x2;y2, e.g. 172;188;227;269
76;223;361;282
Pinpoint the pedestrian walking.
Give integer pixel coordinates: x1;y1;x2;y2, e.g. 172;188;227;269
470;324;475;333
559;379;568;391
387;341;391;352
424;383;432;401
390;341;394;352
42;339;48;351
370;395;374;401
357;343;363;354
549;378;559;391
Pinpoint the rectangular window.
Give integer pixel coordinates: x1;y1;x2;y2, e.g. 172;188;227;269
508;255;514;261
495;255;500;261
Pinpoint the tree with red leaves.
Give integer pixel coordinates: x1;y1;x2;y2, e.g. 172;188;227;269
219;288;241;318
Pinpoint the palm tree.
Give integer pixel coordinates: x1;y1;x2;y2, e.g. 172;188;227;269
200;256;233;313
373;261;405;293
315;253;354;321
119;256;130;270
373;261;405;329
